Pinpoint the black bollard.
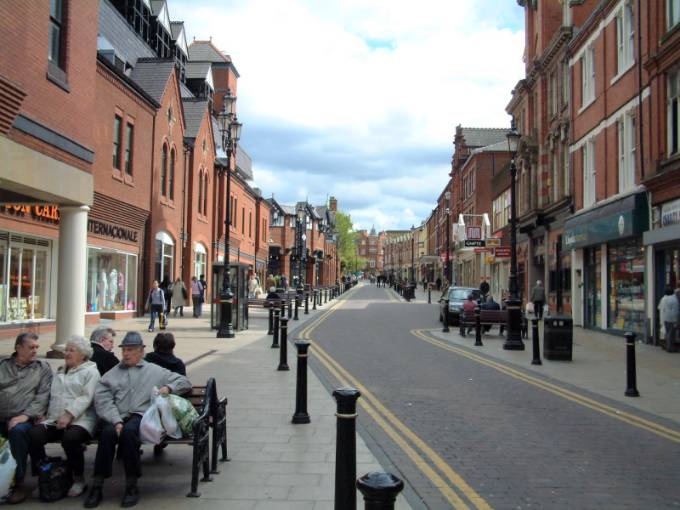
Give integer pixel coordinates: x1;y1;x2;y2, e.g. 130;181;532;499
531;318;542;365
288;298;293;319
428;288;431;304
280;299;286;322
325;288;328;303
271;309;280;349
442;299;450;333
267;304;274;335
294;296;300;320
292;340;311;424
333;388;361;510
277;317;289;371
474;306;483;346
313;290;317;310
305;292;309;314
625;331;640;397
357;472;404;510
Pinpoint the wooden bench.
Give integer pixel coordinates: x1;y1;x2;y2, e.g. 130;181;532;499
460;309;528;338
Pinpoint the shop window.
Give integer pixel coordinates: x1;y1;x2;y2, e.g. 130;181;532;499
154;231;174;283
585;246;602;328
113;115;122;170
86;249;137;312
194;243;207;278
608;241;644;334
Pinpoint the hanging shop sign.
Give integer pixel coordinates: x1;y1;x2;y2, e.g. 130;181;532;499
661;198;680;227
486;238;501;247
494;247;511;257
464;240;485;247
466;226;482;240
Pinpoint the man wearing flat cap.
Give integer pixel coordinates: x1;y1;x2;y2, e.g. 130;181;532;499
84;332;191;509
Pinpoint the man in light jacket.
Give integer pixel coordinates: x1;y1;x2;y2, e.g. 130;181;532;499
84;332;191;509
0;332;53;504
531;280;546;320
659;287;679;352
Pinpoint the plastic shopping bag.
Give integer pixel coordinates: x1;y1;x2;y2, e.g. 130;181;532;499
0;436;17;499
167;394;199;436
139;402;164;445
525;302;534;316
155;393;181;439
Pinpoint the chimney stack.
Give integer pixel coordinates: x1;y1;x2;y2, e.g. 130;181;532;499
329;196;338;211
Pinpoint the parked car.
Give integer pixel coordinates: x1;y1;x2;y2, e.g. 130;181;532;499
438;287;481;325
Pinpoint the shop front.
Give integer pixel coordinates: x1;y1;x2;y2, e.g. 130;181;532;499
564;191;649;337
643;197;680;345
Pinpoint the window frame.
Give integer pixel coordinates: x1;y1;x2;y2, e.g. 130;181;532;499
168;148;175;201
668;69;680;156
124;122;134;177
583;139;596;208
616;2;635;74
581;45;595;108
618;113;636;193
112;115;122;171
668;0;680;29
197;172;204;215
48;0;66;71
160;144;168;197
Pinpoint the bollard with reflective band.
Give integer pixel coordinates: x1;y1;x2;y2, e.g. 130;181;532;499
333;388;361;510
531;318;542;365
474;306;483;346
267;304;274;335
305;293;309;314
277;318;289;371
294;296;300;320
292;340;311;424
357;472;404;510
442;299;450;333
271;309;280;349
625;331;640;397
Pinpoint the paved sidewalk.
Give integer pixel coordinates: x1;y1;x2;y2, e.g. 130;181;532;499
404;284;680;425
2;293;412;509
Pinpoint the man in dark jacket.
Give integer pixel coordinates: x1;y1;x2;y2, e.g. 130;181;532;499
0;333;53;503
145;333;186;376
90;327;119;376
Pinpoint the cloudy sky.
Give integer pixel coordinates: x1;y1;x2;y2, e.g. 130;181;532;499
172;0;525;231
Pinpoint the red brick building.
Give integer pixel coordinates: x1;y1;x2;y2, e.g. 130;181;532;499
355;227;384;275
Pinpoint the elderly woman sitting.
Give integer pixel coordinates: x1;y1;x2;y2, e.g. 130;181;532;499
28;335;100;497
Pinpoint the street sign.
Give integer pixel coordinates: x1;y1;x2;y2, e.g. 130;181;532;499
495;247;511;257
464;240;485;247
474;247;493;253
486;237;501;247
466;226;482;240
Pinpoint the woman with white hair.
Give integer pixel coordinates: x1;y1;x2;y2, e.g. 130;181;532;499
28;335;100;497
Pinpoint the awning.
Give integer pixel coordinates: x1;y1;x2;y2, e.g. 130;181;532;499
563;191;648;250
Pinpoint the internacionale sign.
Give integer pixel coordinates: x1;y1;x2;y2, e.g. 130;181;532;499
88;219;139;243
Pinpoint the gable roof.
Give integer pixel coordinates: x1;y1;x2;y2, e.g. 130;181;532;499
130;58;175;103
188;40;230;63
170;21;188;56
182;99;209;139
186;62;215;90
460;127;508;148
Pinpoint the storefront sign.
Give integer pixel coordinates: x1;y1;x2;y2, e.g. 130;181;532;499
474;247;493;253
1;204;60;223
486;238;501;247
661;198;680;227
464;240;485;247
88;219;139;243
466;226;482;240
495;247;511;257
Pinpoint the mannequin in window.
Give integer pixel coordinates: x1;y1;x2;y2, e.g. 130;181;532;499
117;271;125;306
98;271;108;310
108;269;118;309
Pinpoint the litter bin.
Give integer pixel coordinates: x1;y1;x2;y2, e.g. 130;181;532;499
543;316;573;360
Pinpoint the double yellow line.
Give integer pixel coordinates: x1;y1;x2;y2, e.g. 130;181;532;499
411;328;680;444
296;288;492;510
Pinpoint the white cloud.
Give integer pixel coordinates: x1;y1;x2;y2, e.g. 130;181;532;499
170;0;524;229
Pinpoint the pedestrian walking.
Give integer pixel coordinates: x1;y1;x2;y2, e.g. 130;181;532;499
146;280;165;332
281;275;288;290
160;277;172;316
436;276;442;291
199;274;208;310
191;276;202;317
171;277;188;317
659;287;680;352
531;280;546;320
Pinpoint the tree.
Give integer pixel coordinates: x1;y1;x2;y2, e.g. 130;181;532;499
335;211;357;271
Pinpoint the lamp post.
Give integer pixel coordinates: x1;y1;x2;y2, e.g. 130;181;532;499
296;205;307;294
503;119;525;350
444;191;451;284
411;225;415;284
216;89;242;339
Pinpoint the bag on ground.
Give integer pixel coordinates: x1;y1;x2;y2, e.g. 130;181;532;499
37;457;72;502
525;302;534;315
167;394;199;436
159;312;167;330
0;437;17;499
155;392;181;439
140;401;164;444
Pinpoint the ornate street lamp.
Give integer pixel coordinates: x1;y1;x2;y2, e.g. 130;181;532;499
444;191;451;284
296;204;307;294
503;119;525;350
216;88;242;339
411;225;416;284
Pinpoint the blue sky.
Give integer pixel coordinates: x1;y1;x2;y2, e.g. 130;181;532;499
171;0;525;230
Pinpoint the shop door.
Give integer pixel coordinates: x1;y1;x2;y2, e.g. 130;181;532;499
584;247;602;328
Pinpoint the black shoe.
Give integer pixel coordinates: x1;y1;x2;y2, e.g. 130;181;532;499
121;485;139;508
84;486;103;508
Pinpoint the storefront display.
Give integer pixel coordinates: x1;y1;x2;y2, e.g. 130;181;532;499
608;241;645;335
0;233;51;323
86;248;137;312
585;246;601;328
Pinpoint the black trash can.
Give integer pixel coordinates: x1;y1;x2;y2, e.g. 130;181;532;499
543;316;573;361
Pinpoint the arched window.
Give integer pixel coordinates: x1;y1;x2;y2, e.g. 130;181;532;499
160;144;168;196
169;148;175;200
154;231;175;283
202;172;208;215
194;242;207;279
197;171;204;215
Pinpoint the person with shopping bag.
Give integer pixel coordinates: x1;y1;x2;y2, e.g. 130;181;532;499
0;333;53;504
84;332;190;509
145;280;165;332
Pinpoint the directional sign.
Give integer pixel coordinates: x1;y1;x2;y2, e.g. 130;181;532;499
464;240;485;248
486;238;501;247
474;247;494;253
466;226;482;240
495;246;511;257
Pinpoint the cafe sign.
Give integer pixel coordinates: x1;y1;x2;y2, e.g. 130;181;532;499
661;198;680;227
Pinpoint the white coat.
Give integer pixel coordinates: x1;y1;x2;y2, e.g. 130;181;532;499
42;360;100;434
